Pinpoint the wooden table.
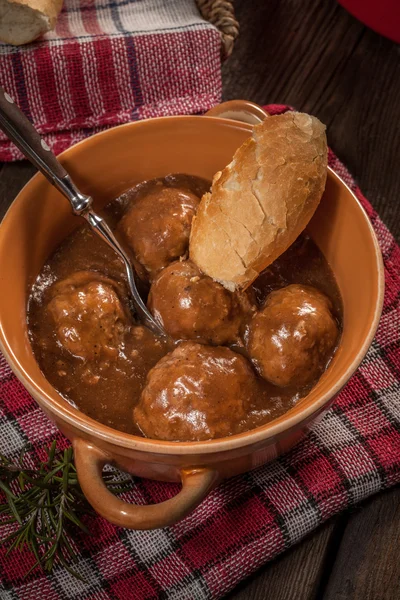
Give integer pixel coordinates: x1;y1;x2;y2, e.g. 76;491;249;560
222;1;400;599
0;0;398;597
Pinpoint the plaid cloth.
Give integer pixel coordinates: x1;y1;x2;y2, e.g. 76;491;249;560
0;104;399;599
0;0;222;161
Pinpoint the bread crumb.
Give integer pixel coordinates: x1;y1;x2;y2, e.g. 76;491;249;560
132;327;145;339
82;369;100;385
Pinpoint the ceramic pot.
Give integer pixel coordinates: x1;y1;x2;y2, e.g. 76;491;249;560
0;101;384;529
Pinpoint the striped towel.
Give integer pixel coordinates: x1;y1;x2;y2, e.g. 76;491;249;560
0;0;222;161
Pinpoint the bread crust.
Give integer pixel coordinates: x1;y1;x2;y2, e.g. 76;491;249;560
189;112;328;291
0;0;63;45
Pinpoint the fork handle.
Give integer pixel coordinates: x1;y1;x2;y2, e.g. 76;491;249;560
0;86;67;182
0;86;91;215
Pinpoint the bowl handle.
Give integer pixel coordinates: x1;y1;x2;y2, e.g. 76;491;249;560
205;100;269;124
73;438;219;529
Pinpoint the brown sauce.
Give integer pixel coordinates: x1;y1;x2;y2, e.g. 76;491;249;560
27;174;342;439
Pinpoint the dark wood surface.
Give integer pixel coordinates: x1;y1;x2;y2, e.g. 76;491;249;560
0;0;398;598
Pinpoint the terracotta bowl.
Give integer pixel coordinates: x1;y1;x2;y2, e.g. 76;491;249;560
0;101;384;529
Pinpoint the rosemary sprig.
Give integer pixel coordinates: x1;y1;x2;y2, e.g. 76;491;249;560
0;441;134;579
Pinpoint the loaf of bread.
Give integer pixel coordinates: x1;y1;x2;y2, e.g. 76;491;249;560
0;0;63;45
189;112;328;291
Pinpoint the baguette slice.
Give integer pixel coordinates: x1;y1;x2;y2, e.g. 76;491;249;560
0;0;62;45
189;112;328;291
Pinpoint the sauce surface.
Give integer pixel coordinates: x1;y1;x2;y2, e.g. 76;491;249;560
27;174;342;439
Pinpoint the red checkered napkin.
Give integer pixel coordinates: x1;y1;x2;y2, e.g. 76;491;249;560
0;105;399;599
0;0;222;161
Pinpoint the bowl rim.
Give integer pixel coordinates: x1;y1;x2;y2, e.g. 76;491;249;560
0;115;385;456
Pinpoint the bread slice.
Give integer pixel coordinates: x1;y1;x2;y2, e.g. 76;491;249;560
189;112;328;291
0;0;62;45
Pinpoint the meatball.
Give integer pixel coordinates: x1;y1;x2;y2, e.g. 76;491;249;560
247;284;339;388
118;186;200;279
134;342;259;441
46;271;130;361
148;260;246;345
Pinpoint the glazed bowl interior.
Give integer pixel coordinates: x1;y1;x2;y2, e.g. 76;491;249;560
0;116;383;452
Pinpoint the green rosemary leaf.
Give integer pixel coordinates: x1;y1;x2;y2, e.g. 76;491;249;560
59;554;86;582
62;462;70;495
18;472;26;491
24;559;41;578
5;526;28;553
63;509;89;534
0;440;134;580
61;535;76;560
0;479;17;500
29;543;42;561
47;440;57;467
5;495;22;525
42;464;67;484
1;527;22;547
